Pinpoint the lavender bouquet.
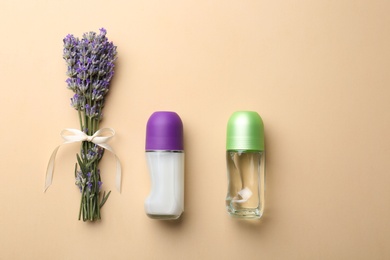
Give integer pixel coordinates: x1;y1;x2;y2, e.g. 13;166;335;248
62;28;118;221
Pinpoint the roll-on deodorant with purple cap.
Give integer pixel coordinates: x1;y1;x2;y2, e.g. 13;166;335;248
145;111;184;219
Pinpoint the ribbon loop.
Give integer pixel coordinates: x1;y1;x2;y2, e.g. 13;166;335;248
45;127;122;193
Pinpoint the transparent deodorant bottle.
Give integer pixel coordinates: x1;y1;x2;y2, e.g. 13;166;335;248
226;111;265;219
144;111;184;220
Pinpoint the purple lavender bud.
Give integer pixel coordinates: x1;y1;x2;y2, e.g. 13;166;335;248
92;89;103;101
86;150;95;161
99;28;107;36
75;170;86;192
70;94;80;110
96;146;104;159
63;34;78;49
66;78;76;90
83;31;96;42
67;58;76;66
66;67;77;77
85;104;91;116
85;104;98;119
77;79;89;93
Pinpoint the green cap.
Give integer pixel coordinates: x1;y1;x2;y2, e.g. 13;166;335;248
226;111;264;151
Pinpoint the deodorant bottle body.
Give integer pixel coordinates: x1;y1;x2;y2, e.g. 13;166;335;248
226;111;265;219
145;111;184;220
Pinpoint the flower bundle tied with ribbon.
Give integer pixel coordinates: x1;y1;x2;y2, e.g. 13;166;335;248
45;28;121;222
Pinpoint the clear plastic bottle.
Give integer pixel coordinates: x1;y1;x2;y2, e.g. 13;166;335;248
226;111;265;219
145;111;184;220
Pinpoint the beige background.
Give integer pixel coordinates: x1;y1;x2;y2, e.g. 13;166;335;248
1;0;389;259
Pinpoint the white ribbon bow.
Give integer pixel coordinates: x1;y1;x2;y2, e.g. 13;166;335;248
45;128;122;193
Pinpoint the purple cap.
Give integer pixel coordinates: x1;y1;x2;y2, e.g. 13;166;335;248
145;111;184;151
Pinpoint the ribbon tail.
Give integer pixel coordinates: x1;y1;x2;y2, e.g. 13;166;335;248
97;143;122;193
115;155;122;193
44;146;61;192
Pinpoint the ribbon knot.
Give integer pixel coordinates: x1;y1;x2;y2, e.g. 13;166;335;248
45;128;122;193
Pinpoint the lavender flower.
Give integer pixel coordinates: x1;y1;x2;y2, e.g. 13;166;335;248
85;104;98;118
64;28;116;222
75;171;86;192
63;28;117;110
70;93;86;110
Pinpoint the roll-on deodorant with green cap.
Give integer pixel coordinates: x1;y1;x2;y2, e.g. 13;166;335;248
226;111;265;219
